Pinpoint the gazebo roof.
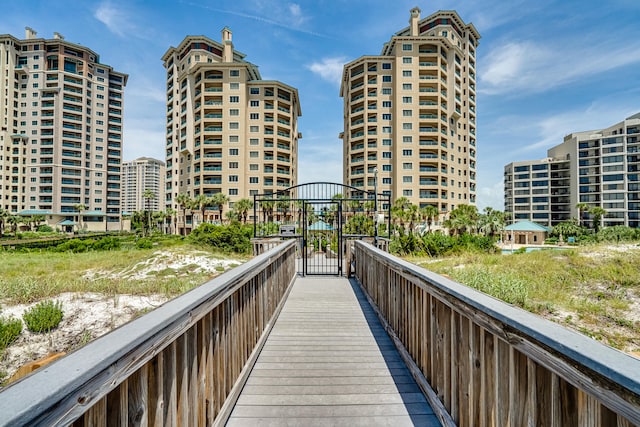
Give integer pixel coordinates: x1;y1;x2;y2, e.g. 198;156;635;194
505;220;551;232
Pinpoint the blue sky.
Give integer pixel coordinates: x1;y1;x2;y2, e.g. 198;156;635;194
2;0;639;210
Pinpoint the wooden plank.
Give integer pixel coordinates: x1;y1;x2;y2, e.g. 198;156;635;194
147;354;163;427
106;381;127;427
162;342;177;425
127;364;148;426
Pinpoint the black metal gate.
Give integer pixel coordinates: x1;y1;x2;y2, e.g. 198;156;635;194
253;182;391;276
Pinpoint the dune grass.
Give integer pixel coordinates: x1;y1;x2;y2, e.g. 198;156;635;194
408;244;640;351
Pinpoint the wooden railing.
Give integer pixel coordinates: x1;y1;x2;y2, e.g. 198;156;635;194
353;241;640;427
0;240;297;426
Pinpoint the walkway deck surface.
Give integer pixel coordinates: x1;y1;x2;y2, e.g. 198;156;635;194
227;276;440;426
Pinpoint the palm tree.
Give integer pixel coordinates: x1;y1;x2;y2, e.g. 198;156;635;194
576;202;589;227
142;189;156;237
234;198;253;224
0;208;8;237
211;192;229;223
194;194;212;226
445;204;479;235
589;206;607;233
479;207;506;238
175;193;192;235
164;208;176;234
7;215;21;234
260;199;275;223
74;203;86;233
553;219;581;243
420;205;439;233
32;214;46;232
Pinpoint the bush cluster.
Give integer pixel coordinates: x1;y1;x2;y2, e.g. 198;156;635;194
55;236;121;253
22;300;64;333
0;316;22;350
188;223;253;254
390;231;498;257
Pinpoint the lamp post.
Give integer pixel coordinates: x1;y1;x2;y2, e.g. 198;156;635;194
373;167;378;246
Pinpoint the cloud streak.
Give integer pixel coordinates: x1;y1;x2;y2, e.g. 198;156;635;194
94;1;136;38
307;57;346;86
480;38;640;96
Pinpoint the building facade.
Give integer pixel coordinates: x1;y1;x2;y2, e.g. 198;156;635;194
0;28;126;231
341;7;480;213
121;157;165;213
162;28;301;234
505;113;640;228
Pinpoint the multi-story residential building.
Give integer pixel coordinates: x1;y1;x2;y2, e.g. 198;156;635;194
341;7;480;213
0;28;126;231
505;112;640;228
162;28;301;234
121;157;165;213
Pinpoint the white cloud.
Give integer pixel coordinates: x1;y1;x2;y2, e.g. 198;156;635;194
288;3;308;27
477;180;504;211
307;57;346;86
94;2;135;38
480;38;640;96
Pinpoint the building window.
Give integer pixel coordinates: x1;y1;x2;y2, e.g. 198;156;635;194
229;149;239;155
382;88;392;95
249;138;259;145
382;114;391;120
250;113;259;119
382;178;392;184
229;135;239;142
250;151;259;157
229;122;239;129
402;136;412;143
402;162;413;169
403;189;413;196
382;101;391;108
402;149;412;156
249;177;259;183
229;189;238;195
229;175;238;182
230;70;240;77
250;125;259;132
403;110;412;117
402;83;412;90
382;126;391;133
230;82;239;90
402;43;412;51
382;63;391;69
382;139;391;146
229;162;238;168
402;123;412;130
402;70;412;77
403;176;413;183
383;152;392;159
402;57;412;64
250;88;260;95
229;96;239;103
229;109;239;116
382;75;392;82
382;164;391;171
249;164;259;170
402;96;412;104
250;100;259;107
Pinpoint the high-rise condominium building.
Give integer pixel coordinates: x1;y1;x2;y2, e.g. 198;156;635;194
0;28;126;230
121;157;165;213
341;7;480;213
162;28;301;234
505;113;640;228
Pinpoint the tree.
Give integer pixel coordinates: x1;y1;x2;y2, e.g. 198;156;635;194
74;203;86;233
164;207;176;234
142;189;156;237
211;192;229;223
0;208;8;237
478;207;506;238
391;197;412;234
7;215;21;234
194;194;212;226
444;204;479;235
234;198;253;224
32;214;46;231
589;206;607;233
576;203;589;227
175;193;192;236
420;205;439;233
553;218;581;242
260;198;275;223
276;196;291;223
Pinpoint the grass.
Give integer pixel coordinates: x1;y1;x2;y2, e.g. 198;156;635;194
0;244;248;304
408;243;640;351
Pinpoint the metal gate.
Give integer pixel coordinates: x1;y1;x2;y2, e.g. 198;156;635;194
253;182;391;276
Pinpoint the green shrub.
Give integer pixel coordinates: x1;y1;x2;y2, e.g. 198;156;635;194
188;223;253;254
135;237;153;249
56;238;90;253
92;236;121;251
36;225;53;232
22;300;64;333
0;316;22;349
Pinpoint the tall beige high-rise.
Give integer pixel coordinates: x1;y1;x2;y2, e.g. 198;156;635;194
0;28;126;231
162;29;301;234
121;157;165;214
341;8;479;214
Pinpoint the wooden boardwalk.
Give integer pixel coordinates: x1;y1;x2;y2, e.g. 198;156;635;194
227;276;440;426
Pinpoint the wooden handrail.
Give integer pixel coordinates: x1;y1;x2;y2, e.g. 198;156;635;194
353;240;640;426
0;239;297;426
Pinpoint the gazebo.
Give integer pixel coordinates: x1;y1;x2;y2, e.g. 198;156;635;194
502;220;551;245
